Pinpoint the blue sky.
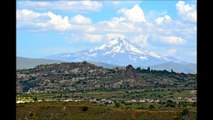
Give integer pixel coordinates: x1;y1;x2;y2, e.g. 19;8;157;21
16;0;197;63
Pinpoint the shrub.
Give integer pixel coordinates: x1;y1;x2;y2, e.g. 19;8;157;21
32;97;38;102
81;106;88;111
29;112;34;117
165;102;176;107
149;105;155;109
137;104;145;109
115;102;120;108
175;108;190;120
165;100;176;107
181;108;190;116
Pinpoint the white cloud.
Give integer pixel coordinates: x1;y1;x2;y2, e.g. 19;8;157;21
17;9;96;32
156;28;172;35
70;24;96;33
65;33;102;44
160;36;186;45
45;12;71;31
17;1;102;12
106;33;126;40
86;26;96;33
96;17;144;33
81;1;102;11
70;15;92;24
155;15;172;25
176;1;196;23
17;9;71;31
106;17;125;28
17;9;39;21
132;34;149;47
119;4;146;23
163;48;177;56
84;34;102;43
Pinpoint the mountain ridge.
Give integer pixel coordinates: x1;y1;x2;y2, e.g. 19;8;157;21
17;56;196;73
16;56;118;69
16;61;197;93
16;57;63;69
148;62;196;73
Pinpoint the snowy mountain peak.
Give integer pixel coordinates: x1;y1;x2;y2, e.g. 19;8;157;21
91;37;144;54
91;37;161;59
47;37;185;67
91;37;129;51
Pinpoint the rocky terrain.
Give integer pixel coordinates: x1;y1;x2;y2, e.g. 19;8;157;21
16;61;196;93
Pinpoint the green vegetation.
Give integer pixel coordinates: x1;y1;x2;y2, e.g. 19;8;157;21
81;106;88;111
16;101;196;120
149;104;155;109
16;89;196;119
16;89;196;103
16;62;196;119
114;102;120;108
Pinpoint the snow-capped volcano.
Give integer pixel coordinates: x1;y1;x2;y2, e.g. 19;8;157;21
47;37;183;67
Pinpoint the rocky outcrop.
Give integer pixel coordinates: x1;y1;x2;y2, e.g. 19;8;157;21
16;62;197;93
125;65;137;78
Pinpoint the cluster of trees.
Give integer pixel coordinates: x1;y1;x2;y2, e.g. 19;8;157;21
136;67;176;74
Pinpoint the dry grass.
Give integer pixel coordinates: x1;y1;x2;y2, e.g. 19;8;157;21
16;101;196;120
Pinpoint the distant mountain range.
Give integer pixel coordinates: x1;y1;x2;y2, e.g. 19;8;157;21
17;56;196;74
46;37;185;67
149;62;196;73
16;57;118;69
16;57;63;69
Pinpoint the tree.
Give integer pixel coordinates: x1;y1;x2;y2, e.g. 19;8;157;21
181;108;190;116
115;102;120;108
175;108;190;120
81;106;88;111
136;67;141;72
165;100;176;107
149;104;155;109
147;67;151;72
32;97;38;102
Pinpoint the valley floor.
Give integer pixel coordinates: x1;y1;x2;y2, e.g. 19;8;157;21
16;89;197;120
16;101;196;120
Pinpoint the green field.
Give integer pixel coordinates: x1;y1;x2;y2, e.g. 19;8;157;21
16;89;196;120
16;101;196;120
16;89;196;101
